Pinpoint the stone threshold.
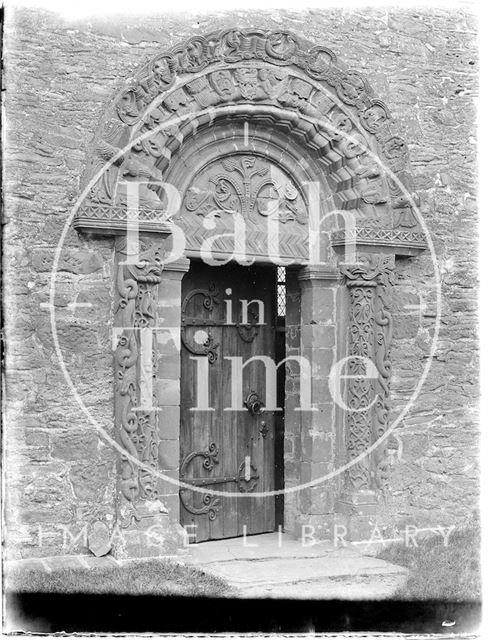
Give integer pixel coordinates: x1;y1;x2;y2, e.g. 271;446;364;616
183;532;408;599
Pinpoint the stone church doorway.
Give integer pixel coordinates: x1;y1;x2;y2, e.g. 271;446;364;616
73;27;427;555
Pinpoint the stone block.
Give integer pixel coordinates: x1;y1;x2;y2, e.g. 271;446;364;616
25;430;49;447
311;348;334;379
161;493;181;521
301;287;335;324
88;521;111;557
301;324;336;349
19;508;73;525
300;485;335;515
285;324;301;348
158;406;180;440
284;460;300;481
302;433;333;463
52;430;99;461
155;378;180;406
293;514;336;541
69;462;111;501
157;353;180;380
32;248;103;274
158;440;179;470
156;327;180;356
157;279;182;305
310;403;335;433
300;461;330;484
157;469;179;495
311;376;333;404
157;306;182;327
55;323;100;356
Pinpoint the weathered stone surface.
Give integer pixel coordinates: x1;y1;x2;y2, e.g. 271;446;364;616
69;463;111;501
87;520;111;557
32;248;104;274
52;431;100;461
3;6;478;557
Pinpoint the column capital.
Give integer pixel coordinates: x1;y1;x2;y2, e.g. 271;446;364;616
297;264;340;285
163;257;191;276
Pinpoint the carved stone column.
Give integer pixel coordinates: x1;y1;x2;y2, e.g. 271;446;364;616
112;236;188;557
338;254;395;539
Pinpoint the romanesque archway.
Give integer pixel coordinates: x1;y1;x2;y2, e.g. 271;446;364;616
74;29;426;557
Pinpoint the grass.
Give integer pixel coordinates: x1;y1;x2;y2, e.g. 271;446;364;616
6;559;234;597
376;525;481;601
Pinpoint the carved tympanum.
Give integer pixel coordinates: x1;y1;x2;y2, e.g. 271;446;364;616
184;155;307;225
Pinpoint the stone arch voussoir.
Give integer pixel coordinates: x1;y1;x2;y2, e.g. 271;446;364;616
75;28;425;252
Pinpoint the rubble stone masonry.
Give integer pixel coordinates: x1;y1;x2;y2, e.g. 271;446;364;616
3;6;478;558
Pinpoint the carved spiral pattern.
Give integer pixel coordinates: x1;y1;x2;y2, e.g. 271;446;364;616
114;239;163;521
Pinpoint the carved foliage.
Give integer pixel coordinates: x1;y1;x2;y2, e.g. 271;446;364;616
340;254;395;495
114;237;163;525
184;155;307;225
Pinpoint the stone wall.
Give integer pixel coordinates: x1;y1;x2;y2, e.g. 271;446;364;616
4;6;478;558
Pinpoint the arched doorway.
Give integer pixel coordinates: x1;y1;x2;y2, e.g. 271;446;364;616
75;29;426;557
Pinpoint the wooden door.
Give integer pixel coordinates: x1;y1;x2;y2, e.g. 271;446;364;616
180;261;278;542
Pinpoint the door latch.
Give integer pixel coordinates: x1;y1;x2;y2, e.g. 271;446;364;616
244;391;265;416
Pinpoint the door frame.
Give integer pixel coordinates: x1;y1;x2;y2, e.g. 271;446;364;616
153;250;349;544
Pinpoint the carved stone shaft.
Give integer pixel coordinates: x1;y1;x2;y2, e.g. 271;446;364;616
113;237;164;529
340;254;395;501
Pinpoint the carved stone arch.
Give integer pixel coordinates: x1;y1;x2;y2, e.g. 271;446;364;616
73;29;428;554
75;28;425;254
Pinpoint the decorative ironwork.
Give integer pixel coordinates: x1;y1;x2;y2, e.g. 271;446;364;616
237;307;261;343
259;421;270;439
181;283;220;363
179;443;260;520
179;443;221;520
244;390;266;416
237;461;259;493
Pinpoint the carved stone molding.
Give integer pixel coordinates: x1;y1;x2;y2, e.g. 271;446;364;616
74;29;424;248
339;254;395;501
332;227;426;257
113;236;166;528
297;264;340;282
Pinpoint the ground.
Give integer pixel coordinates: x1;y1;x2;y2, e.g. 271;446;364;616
376;525;481;601
5;557;232;597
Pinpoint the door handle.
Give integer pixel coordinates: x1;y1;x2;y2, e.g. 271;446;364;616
244;391;266;416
